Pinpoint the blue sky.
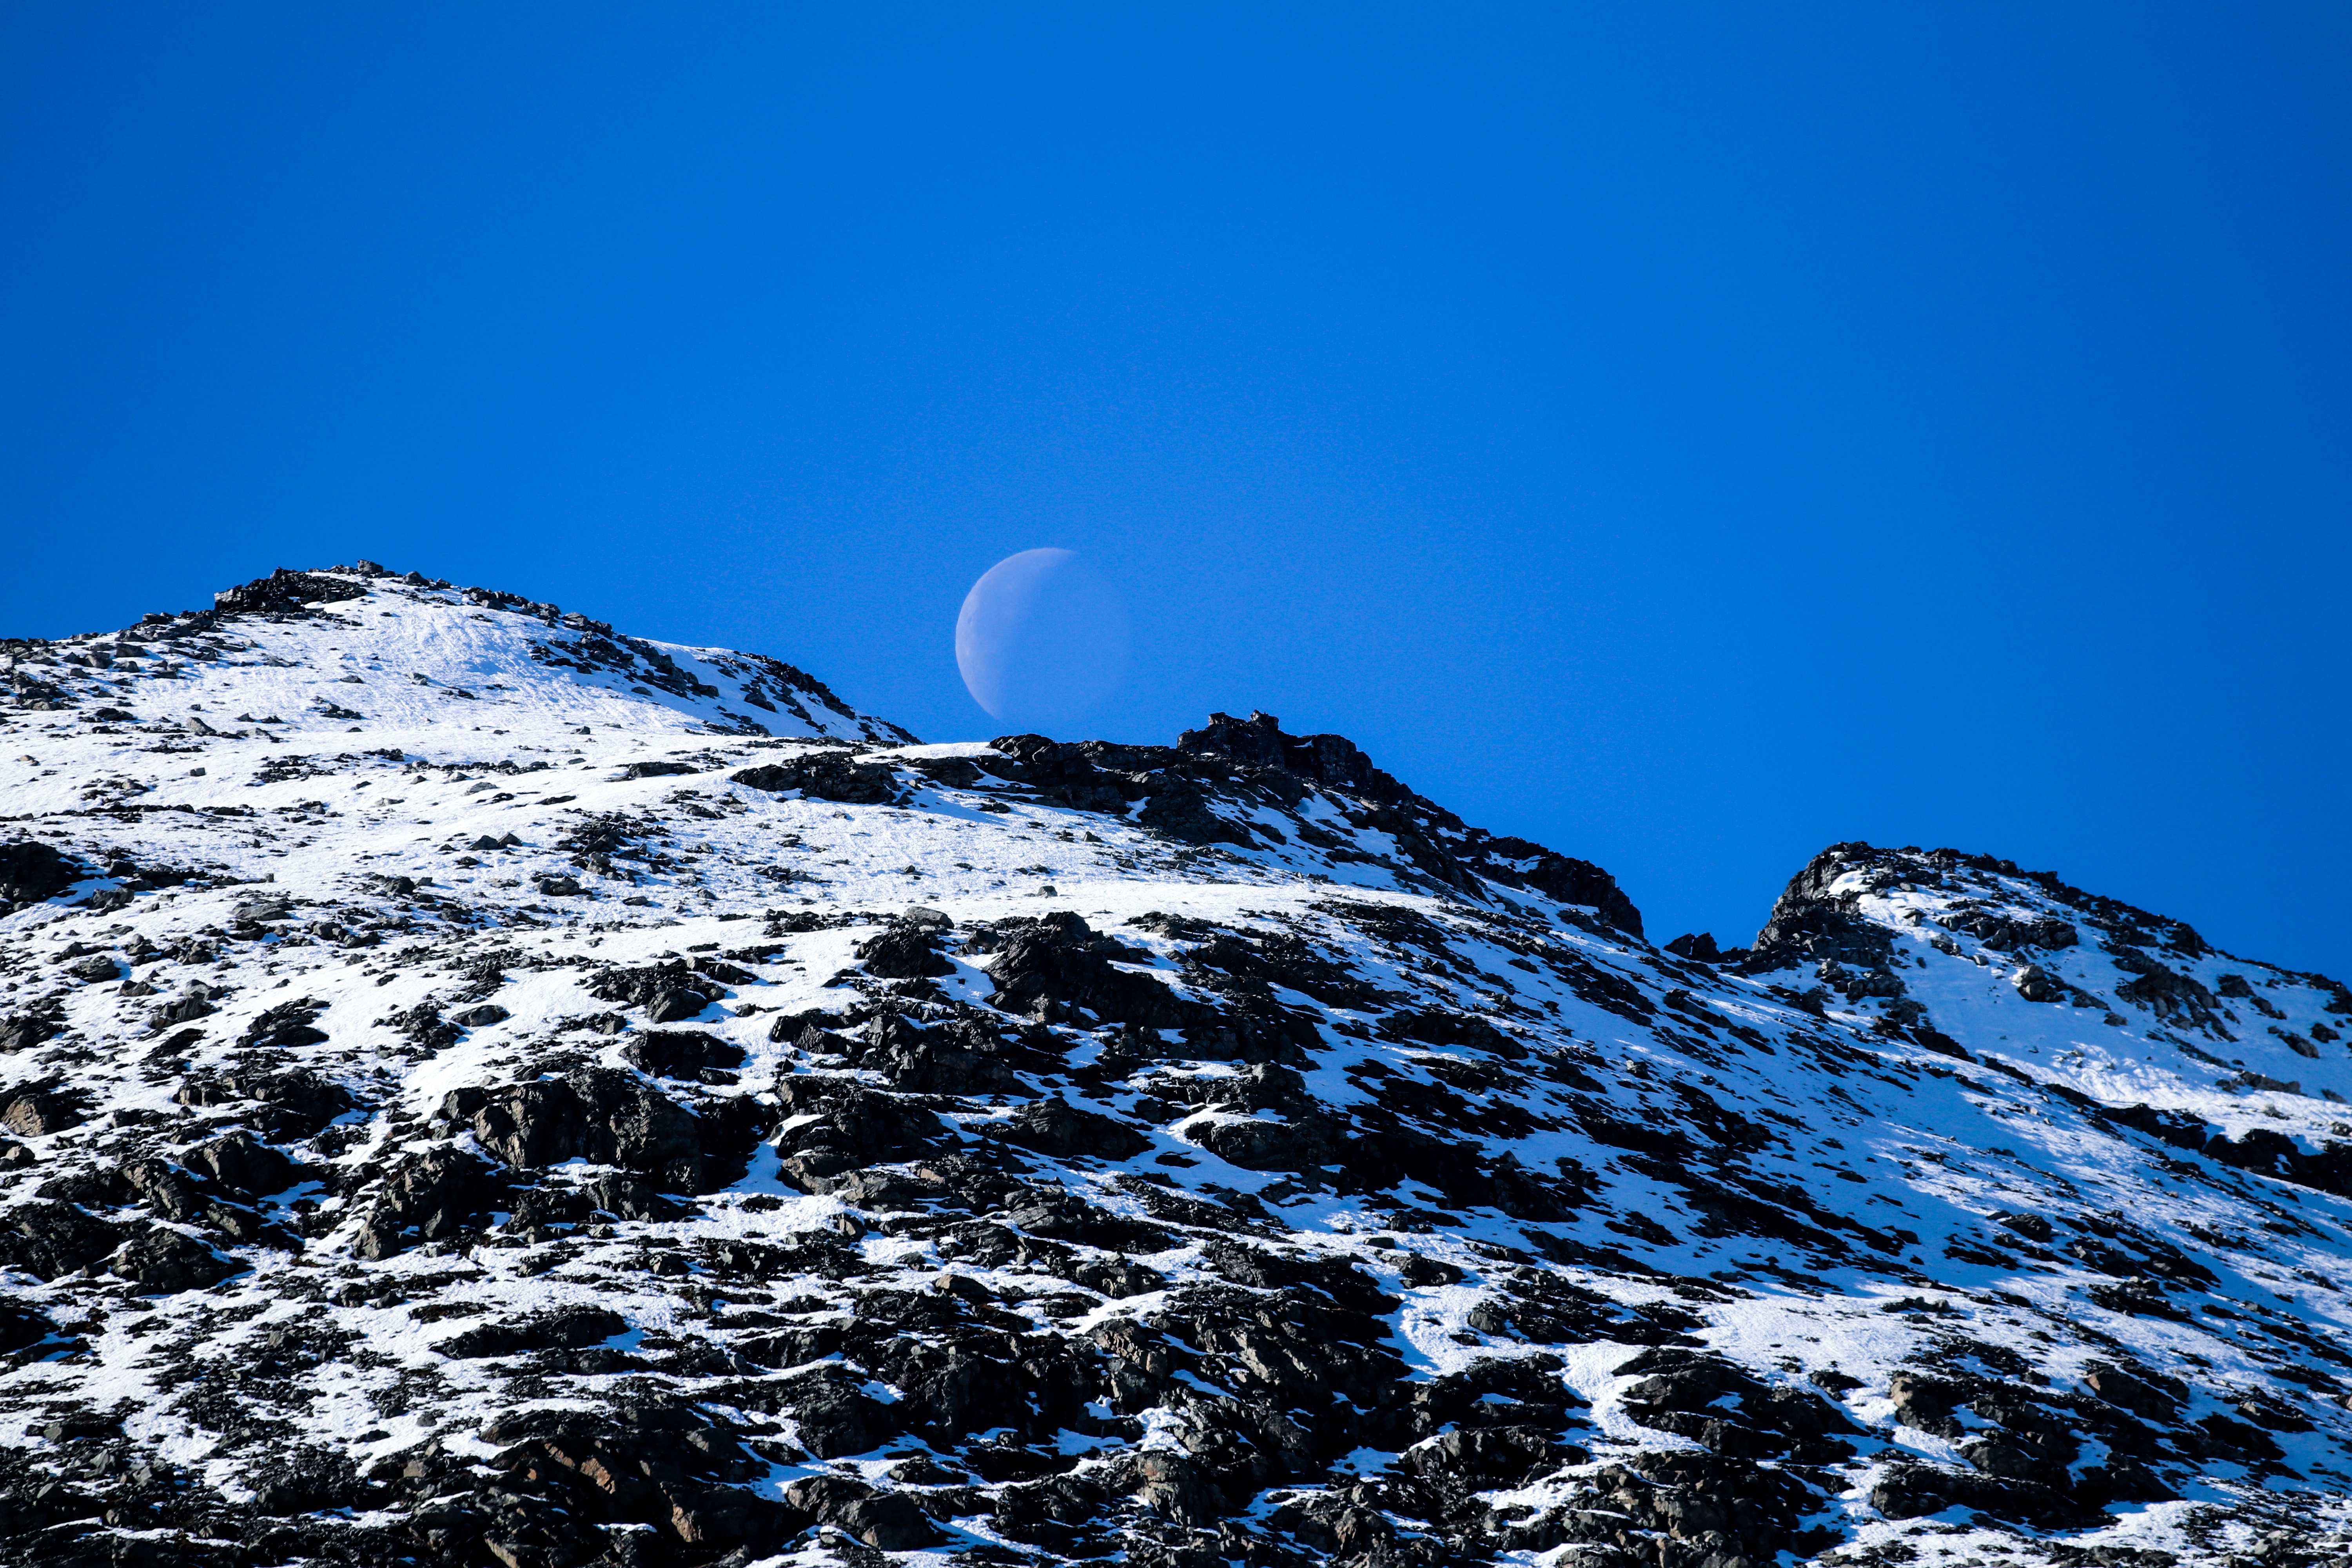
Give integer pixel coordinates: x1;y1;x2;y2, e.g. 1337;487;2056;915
5;4;2348;973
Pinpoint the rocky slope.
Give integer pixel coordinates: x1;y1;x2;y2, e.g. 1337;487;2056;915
2;563;2349;1568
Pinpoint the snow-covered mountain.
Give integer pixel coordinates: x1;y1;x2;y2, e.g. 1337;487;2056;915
3;564;2349;1568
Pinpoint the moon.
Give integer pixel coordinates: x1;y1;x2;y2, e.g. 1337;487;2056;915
955;548;1132;735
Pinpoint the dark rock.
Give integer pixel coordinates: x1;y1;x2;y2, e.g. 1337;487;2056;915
1122;1448;1220;1526
851;1012;1032;1094
771;1077;951;1192
1179;710;1408;804
1889;1370;1970;1436
1;1078;87;1136
0;839;84;904
784;1476;943;1548
213;568;368;614
2083;1360;2185;1421
978;912;1195;1027
586;960;720;1024
176;1068;354;1140
1401;1424;1581;1486
2113;956;2228;1033
731;753;898;804
356;1146;502;1259
621;1030;746;1080
1618;1348;1857;1463
1944;909;2080;951
2015;964;2062;1002
1485;842;1644;936
1383;1007;1526;1060
0;1301;57;1354
855;922;955;979
238;998;331;1049
1007;1185;1172;1252
0;1200;123;1279
990;1098;1152;1160
443;1067;757;1192
67;954;121;984
438;1307;627;1359
1741;844;1905;978
766;1006;849;1046
112;1223;243;1293
1266;1495;1396;1555
0;1015;61;1054
36;1164;134;1207
1665;932;1722;963
617;760;699;779
183;1131;300;1198
780;1370;903;1457
2190;1412;2285;1464
1869;1460;2103;1529
451;1004;511;1028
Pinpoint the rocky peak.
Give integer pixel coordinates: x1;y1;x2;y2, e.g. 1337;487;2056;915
1178;709;1410;805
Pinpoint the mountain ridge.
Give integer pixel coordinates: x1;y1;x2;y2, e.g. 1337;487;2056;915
1;565;2348;1568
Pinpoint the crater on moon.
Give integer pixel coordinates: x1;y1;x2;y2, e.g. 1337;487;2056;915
955;548;1132;735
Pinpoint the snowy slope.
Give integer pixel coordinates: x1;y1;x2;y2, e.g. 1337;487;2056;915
2;566;2349;1568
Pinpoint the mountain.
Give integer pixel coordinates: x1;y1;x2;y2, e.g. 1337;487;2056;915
3;563;2350;1568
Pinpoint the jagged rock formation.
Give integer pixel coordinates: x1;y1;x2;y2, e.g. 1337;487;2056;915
2;566;2350;1568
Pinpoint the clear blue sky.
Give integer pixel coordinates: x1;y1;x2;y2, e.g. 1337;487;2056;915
5;5;2348;974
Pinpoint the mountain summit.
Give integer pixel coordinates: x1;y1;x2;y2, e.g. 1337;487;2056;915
2;566;2349;1568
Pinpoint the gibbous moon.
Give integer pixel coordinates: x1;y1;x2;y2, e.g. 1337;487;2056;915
956;548;1132;735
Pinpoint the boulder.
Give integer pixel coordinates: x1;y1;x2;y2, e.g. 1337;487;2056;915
771;1078;951;1192
438;1307;627;1359
1;1080;87;1137
780;1371;903;1457
0;1016;61;1054
855;922;954;979
238;998;331;1049
782;1477;942;1549
0;1201;123;1279
2083;1360;2184;1421
175;1068;354;1140
587;960;720;1024
443;1068;755;1192
851;1013;1029;1094
183;1131;300;1198
1665;932;1723;963
1869;1460;2102;1529
990;1098;1151;1160
2014;964;2062;1002
731;753;898;804
0;840;83;905
621;1030;746;1080
978;912;1195;1027
1401;1424;1579;1486
0;1301;58;1355
112;1224;242;1293
212;568;368;614
355;1145;502;1259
